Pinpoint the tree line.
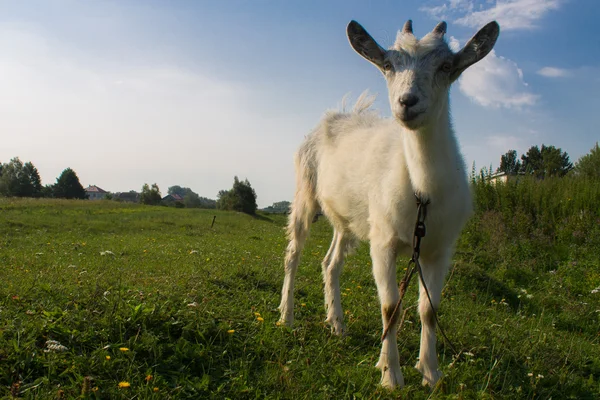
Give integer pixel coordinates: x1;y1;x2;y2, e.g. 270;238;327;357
495;143;599;179
0;157;86;199
0;157;259;215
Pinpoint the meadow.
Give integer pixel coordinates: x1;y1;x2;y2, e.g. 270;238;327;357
1;176;599;399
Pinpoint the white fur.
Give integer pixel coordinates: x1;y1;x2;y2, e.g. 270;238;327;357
279;20;498;390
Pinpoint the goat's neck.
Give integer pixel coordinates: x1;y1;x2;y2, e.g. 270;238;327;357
402;103;464;198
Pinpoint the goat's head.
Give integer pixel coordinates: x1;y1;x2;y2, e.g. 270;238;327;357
348;20;499;130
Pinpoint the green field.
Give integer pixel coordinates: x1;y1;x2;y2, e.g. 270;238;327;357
1;195;599;399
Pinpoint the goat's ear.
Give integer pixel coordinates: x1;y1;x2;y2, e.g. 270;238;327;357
450;21;500;81
347;20;386;69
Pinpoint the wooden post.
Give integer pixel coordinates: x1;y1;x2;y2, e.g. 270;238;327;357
211;215;216;228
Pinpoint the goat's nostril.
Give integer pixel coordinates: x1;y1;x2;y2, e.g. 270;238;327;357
399;94;419;108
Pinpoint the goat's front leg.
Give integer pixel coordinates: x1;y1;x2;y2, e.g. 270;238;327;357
415;254;449;387
371;239;404;389
322;231;348;335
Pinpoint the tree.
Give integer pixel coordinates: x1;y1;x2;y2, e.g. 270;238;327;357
497;150;522;174
23;162;43;197
263;201;291;213
140;183;162;205
183;191;202;208
217;176;258;214
521;145;573;178
574;142;600;178
168;185;188;197
53;168;87;199
0;157;43;197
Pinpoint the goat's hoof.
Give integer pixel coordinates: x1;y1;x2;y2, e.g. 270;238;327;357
415;362;442;387
377;364;404;389
277;314;294;327
324;317;346;336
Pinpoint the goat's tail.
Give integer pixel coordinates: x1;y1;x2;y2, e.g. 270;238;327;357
278;139;319;325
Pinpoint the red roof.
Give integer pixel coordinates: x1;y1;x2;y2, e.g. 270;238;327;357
85;185;108;193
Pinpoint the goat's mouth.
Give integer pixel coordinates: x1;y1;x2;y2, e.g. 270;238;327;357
395;109;424;125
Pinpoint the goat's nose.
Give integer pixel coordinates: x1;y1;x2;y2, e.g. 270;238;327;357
399;93;419;108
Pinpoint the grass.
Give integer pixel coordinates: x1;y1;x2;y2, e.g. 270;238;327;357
1;197;599;399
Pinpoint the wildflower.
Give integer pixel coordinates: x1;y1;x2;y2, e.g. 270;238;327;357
257;317;264;322
227;329;235;334
300;303;306;307
119;347;129;352
591;287;600;294
153;387;159;392
537;374;544;379
118;382;130;388
275;321;282;326
44;340;68;353
145;375;153;382
105;356;111;360
254;312;261;317
527;372;533;377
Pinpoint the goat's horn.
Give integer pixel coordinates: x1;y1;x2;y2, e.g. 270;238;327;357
433;21;447;36
403;20;413;34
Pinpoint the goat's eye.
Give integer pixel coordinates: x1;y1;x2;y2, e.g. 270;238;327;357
440;61;452;73
382;61;393;72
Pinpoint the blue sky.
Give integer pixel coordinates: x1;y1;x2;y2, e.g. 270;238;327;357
1;0;598;206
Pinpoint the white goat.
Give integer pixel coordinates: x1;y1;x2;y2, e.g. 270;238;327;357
278;19;499;389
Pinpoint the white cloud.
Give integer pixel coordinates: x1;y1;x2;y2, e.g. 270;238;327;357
537;66;571;78
458;48;538;109
421;0;563;30
448;36;461;52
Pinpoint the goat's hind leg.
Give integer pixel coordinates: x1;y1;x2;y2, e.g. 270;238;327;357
278;206;314;326
322;230;350;335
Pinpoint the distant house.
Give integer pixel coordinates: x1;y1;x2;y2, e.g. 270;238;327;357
162;194;184;202
114;191;140;203
85;185;108;200
489;171;525;184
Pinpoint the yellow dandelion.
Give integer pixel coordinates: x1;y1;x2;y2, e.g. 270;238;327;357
105;355;111;360
257;317;264;322
153;387;159;392
145;375;153;382
119;347;129;352
301;303;306;307
276;321;282;326
118;381;130;388
254;312;261;317
227;329;235;334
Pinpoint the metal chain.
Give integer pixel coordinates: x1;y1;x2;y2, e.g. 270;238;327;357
381;195;458;357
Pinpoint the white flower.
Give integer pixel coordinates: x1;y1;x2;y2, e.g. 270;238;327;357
44;340;68;353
